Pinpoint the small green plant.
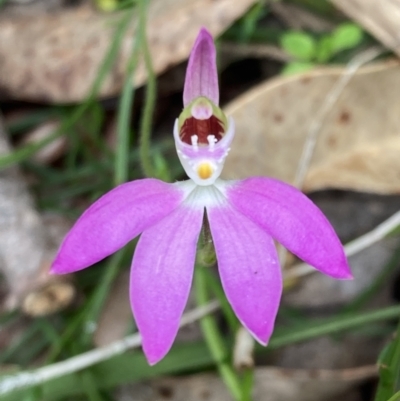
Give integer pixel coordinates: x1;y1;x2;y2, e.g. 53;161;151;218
280;22;364;75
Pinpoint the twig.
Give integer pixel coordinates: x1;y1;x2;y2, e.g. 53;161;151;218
284;209;400;280
270;2;335;32
0;301;220;396
220;42;292;62
138;0;157;178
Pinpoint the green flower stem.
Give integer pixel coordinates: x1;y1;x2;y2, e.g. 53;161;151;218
80;370;105;401
138;0;157;177
240;368;254;401
114;17;142;185
82;250;127;337
202;268;238;333
269;305;400;349
375;317;400;401
195;266;242;401
386;391;400;401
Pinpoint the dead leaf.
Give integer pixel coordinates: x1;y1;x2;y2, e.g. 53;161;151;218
331;0;400;57
0;0;257;102
222;60;400;194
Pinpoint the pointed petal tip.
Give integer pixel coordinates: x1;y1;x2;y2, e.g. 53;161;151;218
184;26;219;106
146;355;161;366
333;269;354;280
143;344;169;366
253;335;268;347
325;259;353;280
227;177;353;281
49;254;82;275
235;319;273;350
49;261;67;275
247;326;271;347
197;27;213;41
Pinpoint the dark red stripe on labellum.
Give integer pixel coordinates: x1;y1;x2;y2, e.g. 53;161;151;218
180;115;225;145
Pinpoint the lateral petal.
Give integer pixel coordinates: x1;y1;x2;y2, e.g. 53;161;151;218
227;178;352;279
207;204;282;345
130;204;204;365
51;179;184;274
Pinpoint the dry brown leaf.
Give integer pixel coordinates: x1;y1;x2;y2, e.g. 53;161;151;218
331;0;400;57
222;60;400;194
0;0;256;102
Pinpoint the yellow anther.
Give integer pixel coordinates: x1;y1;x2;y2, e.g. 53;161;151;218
197;162;213;179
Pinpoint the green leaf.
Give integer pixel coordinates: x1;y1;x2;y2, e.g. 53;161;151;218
281;61;315;76
387;390;400;401
269;305;400;350
315;35;333;63
331;23;363;54
280;31;317;61
374;319;400;401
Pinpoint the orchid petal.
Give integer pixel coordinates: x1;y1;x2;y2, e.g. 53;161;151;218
227;178;352;279
183;28;219;106
51;179;184;274
130;204;204;365
207;204;282;344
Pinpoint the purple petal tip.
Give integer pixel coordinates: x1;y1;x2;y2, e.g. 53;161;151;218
336;270;354;280
252;333;268;347
49;262;66;275
183;27;219;106
142;342;171;366
147;354;162;366
198;27;213;41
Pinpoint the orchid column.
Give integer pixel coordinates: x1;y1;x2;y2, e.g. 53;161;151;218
51;28;352;365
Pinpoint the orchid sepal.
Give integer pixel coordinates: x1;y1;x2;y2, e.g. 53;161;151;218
183;27;219;106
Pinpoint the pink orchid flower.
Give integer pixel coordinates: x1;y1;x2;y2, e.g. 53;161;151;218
51;28;352;365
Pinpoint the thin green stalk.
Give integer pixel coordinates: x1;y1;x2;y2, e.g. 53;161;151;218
387;391;400;401
202;268;238;333
80;250;127;347
114;20;142;185
0;321;41;363
269;305;400;349
241;369;254;401
195;266;242;401
89;12;133;99
80;370;105;401
375;318;400;401
138;0;157;177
